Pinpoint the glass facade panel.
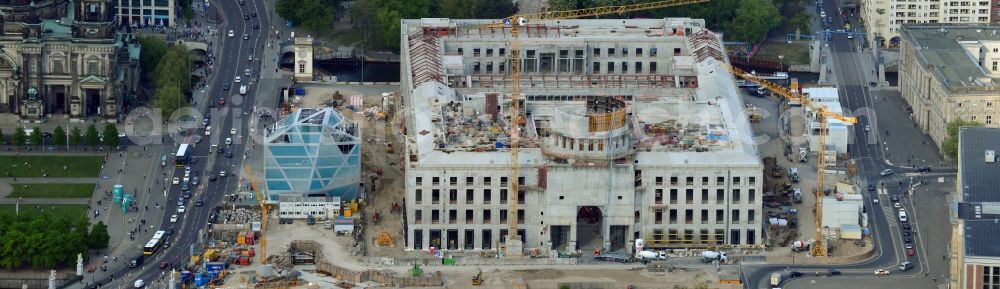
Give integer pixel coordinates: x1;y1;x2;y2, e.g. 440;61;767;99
269;146;308;156
264;108;361;201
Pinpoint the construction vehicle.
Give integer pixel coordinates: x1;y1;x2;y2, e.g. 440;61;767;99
485;0;708;257
728;65;857;257
472;270;484;286
243;164;269;264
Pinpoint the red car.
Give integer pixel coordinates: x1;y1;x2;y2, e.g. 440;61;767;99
906;248;916;256
217;98;225;105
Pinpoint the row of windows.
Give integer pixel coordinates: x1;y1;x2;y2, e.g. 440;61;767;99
455;47;677;59
279;211;324;216
411;228;524;250
653;209;757;225
414;176;524;187
119;0;170;7
651;176;757;187
654;188;758;205
649;228;756;245
591;61;659;74
414;188;523;205
413;209;525;225
470;60;661;74
118;8;170;16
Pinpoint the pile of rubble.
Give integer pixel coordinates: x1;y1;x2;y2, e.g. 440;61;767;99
217;207;261;224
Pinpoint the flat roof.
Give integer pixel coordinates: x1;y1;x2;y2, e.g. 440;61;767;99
959;127;1000;203
900;25;1000;90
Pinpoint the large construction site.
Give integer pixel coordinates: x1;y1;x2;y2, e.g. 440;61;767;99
162;5;879;289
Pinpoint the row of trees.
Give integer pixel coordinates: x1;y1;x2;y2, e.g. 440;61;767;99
137;36;192;119
0;214;109;269
1;123;120;149
333;0;799;50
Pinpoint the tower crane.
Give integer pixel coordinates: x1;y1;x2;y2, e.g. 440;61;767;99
727;65;857;257
481;0;709;256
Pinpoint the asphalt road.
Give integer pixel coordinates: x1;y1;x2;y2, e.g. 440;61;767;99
83;0;272;287
743;1;948;288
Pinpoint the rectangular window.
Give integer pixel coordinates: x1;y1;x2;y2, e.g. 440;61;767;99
701;189;709;204
465;210;474;224
636;48;643;55
483;189;492;204
415;210;422;224
670;176;678;185
673;47;681;55
449;210;457;224
731;209;740;223
732;189;741;204
686;177;694;185
622;47;628;56
749;177;756;185
669;189;678;204
500;209;508;224
87;61;100;75
593;48;600;56
298;64;305;73
432;189;440;204
466;177;474;185
415;189;422;204
650;47;657;57
655;189;663;204
622;62;628;73
715;210;724;224
466;189;474;204
432;177;440;185
484;177;491;186
748;189;756;203
483;210;492;223
416;177;423;186
717;176;725;185
656;176;664;185
607;62;614;73
486;48;493;57
593;62;600;73
684;209;693;224
716;189;725;204
701;210;709;224
748;209;756;223
431;210;440;224
608;48;615;56
733;177;741;185
500;189;508;204
655;210;663;224
668;209;677;224
650;62;657;73
635;62;642;73
450;177;458;185
449;189;458;204
685;189;694;204
499;48;506;56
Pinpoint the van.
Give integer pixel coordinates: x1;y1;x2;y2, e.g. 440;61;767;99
898;210;908;222
899;261;913;271
130;255;143;268
160;155;166;167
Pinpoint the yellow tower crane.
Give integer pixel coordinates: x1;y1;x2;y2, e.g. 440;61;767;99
727;65;856;257
481;0;709;256
244;163;270;264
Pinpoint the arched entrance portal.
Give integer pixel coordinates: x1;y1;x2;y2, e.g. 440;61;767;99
576;206;603;252
890;36;902;47
874;36;886;48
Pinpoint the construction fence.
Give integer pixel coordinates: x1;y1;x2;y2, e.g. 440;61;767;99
315;261;443;287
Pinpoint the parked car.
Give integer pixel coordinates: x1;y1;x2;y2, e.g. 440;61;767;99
170;215;178;223
868;184;875;191
906;249;916;256
789;271;804;278
827;269;841;276
880;169;894;176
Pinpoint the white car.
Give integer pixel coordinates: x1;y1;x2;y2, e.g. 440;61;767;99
219;170;227;177
894;202;901;208
170;215;178;223
230;128;237;135
185;166;192;175
865;125;870;132
171;177;180;185
225;137;232;145
245;68;251;76
177;205;186;213
235;76;242;83
227;30;234;37
205;126;212;135
880;169;894;176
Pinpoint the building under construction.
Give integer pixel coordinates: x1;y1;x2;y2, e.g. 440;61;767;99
400;18;763;254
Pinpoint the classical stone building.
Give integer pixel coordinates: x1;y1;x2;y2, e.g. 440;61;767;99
0;0;139;122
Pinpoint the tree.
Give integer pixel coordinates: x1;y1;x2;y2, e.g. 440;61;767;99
370;0;432;50
85;124;101;147
154;84;186;119
29;127;42;147
52;126;66;147
787;12;811;33
474;0;517;19
136;36;168;78
87;221;110;250
723;0;781;44
102;124;120;148
276;0;303;23
296;0;336;33
943;119;983;159
12;127;25;147
69;127;83;147
438;0;475;19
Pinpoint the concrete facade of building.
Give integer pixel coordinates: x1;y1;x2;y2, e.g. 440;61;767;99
263;108;361;202
0;0;140;122
399;18;763;254
116;0;174;27
860;0;990;47
951;127;1000;289
277;195;341;219
898;25;1000;149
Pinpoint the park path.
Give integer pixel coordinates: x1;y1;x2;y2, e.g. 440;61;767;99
0;177;99;204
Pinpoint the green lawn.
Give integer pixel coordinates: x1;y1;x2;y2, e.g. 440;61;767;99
752;41;812;65
6;183;95;198
0;155;104;177
0;204;89;218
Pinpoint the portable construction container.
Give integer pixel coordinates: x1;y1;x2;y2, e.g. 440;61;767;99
180;271;193;283
246;248;256;257
238;256;251;266
244;231;255;245
236;231;246;245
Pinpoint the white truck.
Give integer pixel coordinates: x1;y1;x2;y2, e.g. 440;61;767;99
239;85;247;95
770;272;783;286
798;147;808;162
636;250;667;260
701;251;727;263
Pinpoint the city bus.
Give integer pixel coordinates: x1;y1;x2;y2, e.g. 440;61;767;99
175;144;191;167
142;230;166;256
